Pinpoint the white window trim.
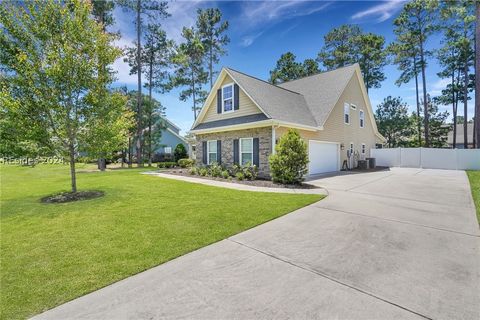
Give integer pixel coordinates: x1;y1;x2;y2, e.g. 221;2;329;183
207;140;217;165
349;142;354;155
344;103;350;125
359;109;365;128
239;137;253;166
361;143;366;154
221;83;234;114
350;103;357;110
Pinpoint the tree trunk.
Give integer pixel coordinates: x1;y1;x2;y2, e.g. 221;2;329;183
148;58;153;167
419;39;429;147
464;57;469;149
128;136;132;168
97;158;106;171
192;68;197;120
452;71;457;149
136;0;143;167
475;1;480;148
209;43;213;89
414;55;421;145
69;143;77;193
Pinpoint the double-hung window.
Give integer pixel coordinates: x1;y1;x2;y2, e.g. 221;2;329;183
344;103;350;124
240;138;253;165
207;140;217;164
222;84;233;113
359;110;365;128
361;143;366;154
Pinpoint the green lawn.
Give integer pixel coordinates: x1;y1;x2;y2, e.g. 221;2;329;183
467;171;480;224
0;164;322;319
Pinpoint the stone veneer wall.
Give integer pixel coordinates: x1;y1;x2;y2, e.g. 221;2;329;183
195;126;272;177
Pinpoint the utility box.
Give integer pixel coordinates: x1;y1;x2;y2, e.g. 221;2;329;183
358;160;368;170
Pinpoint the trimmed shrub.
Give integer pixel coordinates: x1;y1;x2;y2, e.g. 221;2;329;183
188;167;198;175
231;162;258;181
269;129;308;184
157;162;176;169
174;143;188;162
178;158;195;168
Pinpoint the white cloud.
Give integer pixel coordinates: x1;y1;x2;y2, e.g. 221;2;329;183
237;1;332;46
351;0;406;23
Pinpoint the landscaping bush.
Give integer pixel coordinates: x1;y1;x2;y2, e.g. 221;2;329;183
174;143;188;162
231;163;258;181
198;167;208;176
221;170;230;179
178;158;195;168
269;129;308;184
235;172;245;181
208;162;223;177
188;167;198;175
157;162;176;169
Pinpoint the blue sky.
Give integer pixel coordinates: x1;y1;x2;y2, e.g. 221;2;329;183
110;0;473;135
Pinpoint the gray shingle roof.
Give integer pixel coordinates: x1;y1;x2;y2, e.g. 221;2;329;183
278;64;357;127
447;123;474;144
193;113;269;130
225;68;318;127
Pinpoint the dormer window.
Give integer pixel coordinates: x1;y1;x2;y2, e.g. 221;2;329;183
222;84;233;113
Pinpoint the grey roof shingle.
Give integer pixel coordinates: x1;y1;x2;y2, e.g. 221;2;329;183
447;123;474;144
193;64;358;131
193;113;269;130
225;68;318;127
278;64;357;127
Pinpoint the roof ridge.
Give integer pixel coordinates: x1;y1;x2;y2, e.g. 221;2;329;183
225;67;303;96
279;63;358;85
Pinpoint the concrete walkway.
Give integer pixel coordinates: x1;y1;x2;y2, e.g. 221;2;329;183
142;171;328;195
33;168;480;320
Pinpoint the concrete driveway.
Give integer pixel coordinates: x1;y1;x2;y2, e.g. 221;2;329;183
33;168;480;320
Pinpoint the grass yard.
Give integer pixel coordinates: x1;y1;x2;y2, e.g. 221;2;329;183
0;164;322;319
467;171;480;224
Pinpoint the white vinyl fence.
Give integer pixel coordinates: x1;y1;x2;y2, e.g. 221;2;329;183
370;148;480;170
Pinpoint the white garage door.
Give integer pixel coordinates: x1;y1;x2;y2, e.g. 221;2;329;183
308;141;339;175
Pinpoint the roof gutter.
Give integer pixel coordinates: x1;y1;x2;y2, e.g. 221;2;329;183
190;119;321;135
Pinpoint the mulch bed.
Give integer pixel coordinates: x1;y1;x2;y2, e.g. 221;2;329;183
41;190;105;203
162;169;318;189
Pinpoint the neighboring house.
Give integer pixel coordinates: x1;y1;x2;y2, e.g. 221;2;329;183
154;117;189;160
190;64;385;177
447;123;475;149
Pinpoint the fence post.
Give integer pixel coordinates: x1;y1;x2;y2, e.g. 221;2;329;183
419;147;422;169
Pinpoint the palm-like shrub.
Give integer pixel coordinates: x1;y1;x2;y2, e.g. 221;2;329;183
269;129;308;184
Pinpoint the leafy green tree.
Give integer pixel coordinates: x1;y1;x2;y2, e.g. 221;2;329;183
91;0;115;32
393;0;439;147
440;0;475;149
174;143;188;162
118;0;169;166
0;0;132;192
476;1;480;148
375;97;412;148
318;24;387;92
196;8;229;89
269;129;308;184
269;52;305;84
170;27;208;120
416;96;451;148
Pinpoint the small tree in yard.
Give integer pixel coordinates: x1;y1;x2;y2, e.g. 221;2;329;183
269;129;308;184
0;0;132;193
174;143;188;162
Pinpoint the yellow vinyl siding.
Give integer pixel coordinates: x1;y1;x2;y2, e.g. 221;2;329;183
275;74;377;166
202;74;264;123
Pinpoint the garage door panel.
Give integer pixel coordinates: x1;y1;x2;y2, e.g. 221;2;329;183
308;141;339;175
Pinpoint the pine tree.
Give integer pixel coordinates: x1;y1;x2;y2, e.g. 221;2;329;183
393;0;439;147
196;8;229;89
170;27;208;121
